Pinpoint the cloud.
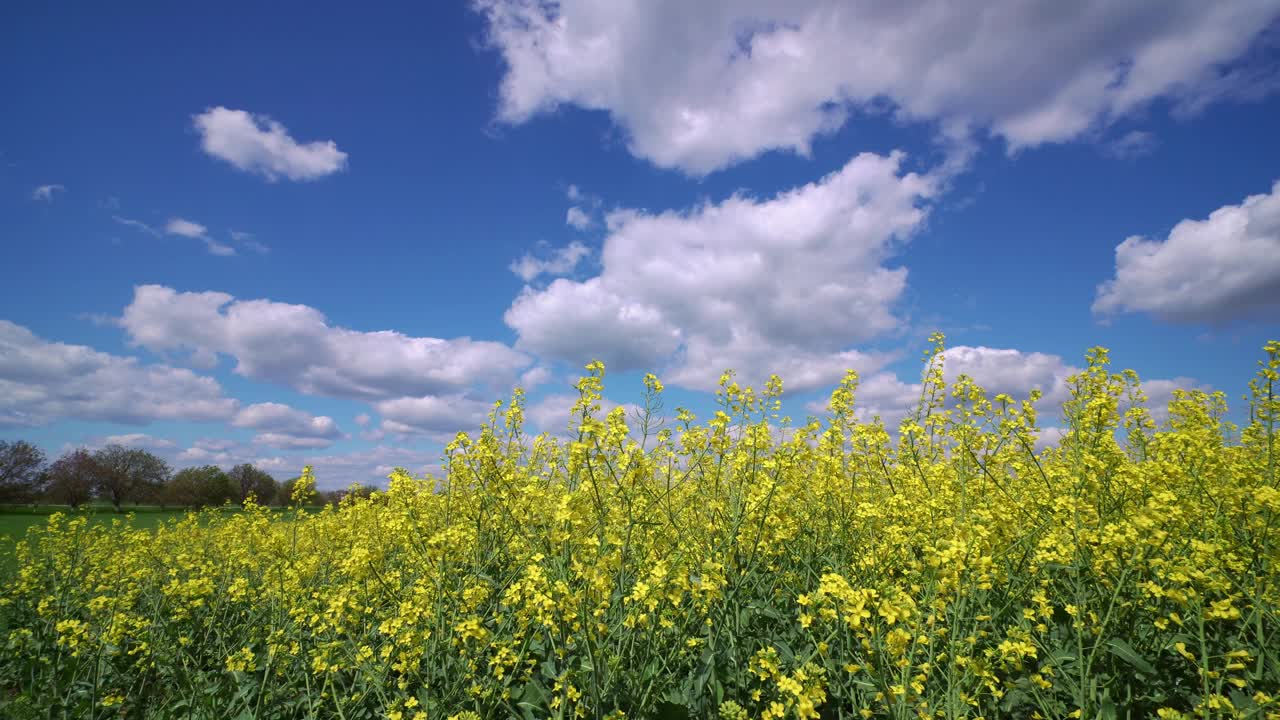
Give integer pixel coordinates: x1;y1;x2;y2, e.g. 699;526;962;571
231;402;342;448
164;217;236;256
0;320;239;427
475;0;1280;174
251;433;337;450
941;346;1077;406
566;207;593;230
519;366;552;389
504;151;933;391
231;230;270;254
115;214;238;256
354;413;371;427
165;218;208;238
119;285;531;402
1034;426;1068;450
1093;180;1280;323
193;438;238;452
374;395;494;438
510;241;591;282
113;216;161;237
1103;130;1158;159
31;184;64;202
193;106;348;182
95;434;177;450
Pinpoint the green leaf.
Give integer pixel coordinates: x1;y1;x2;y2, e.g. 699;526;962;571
1106;638;1156;675
775;639;796;665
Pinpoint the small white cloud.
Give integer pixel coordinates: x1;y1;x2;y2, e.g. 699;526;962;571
233;402;342;450
193;438;237;452
566;206;593;230
164;218;236;256
165;218;208;238
509;241;591;282
193;106;348;182
354;413;371;427
567;184;583;202
31;184;64;202
113;216;161;237
96;433;177;450
252;433;336;450
204;239;236;256
232;402;341;438
1094;179;1280;323
231;230;270;254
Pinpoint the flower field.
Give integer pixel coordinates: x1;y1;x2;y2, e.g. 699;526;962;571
2;337;1278;720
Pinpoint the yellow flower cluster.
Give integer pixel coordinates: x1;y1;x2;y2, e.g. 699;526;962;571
2;337;1279;719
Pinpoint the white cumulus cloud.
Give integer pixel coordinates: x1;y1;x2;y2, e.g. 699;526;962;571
0;320;239;427
475;0;1280;174
374;395;494;439
193;106;348;182
1094;180;1280;323
119;285;531;402
232;402;343;449
504;151;934;391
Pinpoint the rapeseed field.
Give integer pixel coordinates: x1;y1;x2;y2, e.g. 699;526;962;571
2;336;1278;719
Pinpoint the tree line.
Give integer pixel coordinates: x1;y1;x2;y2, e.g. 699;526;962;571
0;440;372;510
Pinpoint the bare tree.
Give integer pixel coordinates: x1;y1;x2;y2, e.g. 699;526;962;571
91;444;171;511
0;440;47;502
44;449;98;508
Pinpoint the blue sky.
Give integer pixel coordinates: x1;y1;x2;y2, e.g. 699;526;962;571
3;1;1279;487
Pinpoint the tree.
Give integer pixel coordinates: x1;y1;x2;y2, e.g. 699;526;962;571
92;444;171;511
165;466;234;508
228;463;278;506
43;449;97;508
0;440;47;502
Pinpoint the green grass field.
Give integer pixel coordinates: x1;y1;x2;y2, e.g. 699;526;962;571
1;502;192;530
0;505;256;572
